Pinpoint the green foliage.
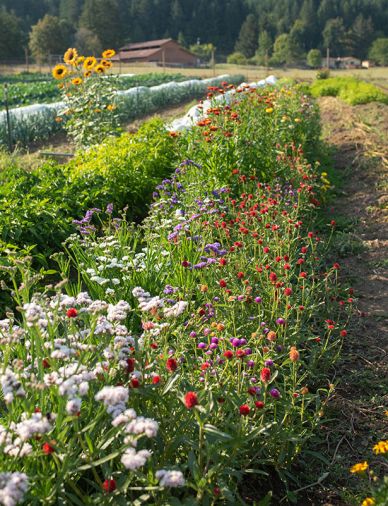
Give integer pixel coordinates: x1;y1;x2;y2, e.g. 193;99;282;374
0;7;24;58
307;49;322;68
234;13;258;58
369;38;388;65
28;15;73;63
310;77;388;105
0;119;177;255
188;43;214;63
226;52;248;65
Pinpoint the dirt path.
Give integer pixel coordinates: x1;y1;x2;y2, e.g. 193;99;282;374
306;97;388;505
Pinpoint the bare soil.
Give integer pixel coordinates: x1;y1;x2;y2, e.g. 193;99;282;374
305;97;388;505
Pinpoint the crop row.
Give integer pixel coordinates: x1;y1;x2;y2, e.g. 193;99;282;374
0;74;244;147
0;80;349;504
0;73;197;110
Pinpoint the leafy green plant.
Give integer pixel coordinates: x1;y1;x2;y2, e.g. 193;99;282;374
310;77;388;105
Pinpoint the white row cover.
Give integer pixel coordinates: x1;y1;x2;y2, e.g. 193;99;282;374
167;75;277;132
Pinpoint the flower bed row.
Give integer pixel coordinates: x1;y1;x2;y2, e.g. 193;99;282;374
0;82;349;504
0;74;243;147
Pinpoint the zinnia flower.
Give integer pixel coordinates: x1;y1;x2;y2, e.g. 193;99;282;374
373;440;388;455
361;498;375;506
184;392;198;409
350;461;368;474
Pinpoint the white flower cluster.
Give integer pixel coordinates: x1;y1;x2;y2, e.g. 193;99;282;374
0;472;29;506
163;301;188;318
107;300;131;322
0;369;25;404
132;287;164;313
95;386;129;418
121;448;151;470
11;412;54;441
0;320;25;346
22;301;51;329
156;469;185;488
0;424;32;457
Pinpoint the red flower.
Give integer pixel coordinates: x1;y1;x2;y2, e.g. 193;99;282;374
269;272;277;282
239;404;250;416
237;272;244;279
42;442;55;455
131;378;140;388
184;391;198;409
166;358;177;372
260;367;271;382
223;350;234;359
284;287;292;296
126;358;135;373
42;358;50;369
255;401;265;409
102;479;116;493
219;279;227;288
333;263;340;270
152;375;161;384
66;308;77;318
340;330;347;337
299;272;307;278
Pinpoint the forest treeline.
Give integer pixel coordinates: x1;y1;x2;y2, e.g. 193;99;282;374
0;0;387;63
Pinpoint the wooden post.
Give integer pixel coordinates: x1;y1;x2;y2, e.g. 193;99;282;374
326;47;330;69
162;49;166;72
25;48;29;73
211;48;215;77
4;84;13;152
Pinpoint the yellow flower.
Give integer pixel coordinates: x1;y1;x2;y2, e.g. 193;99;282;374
52;64;67;80
101;59;112;69
84;70;92;78
102;49;116;59
83;57;97;70
64;48;78;65
107;104;116;111
350;461;369;474
361;498;375;506
373;440;388;455
94;64;105;74
294;117;301;123
265;107;274;113
71;77;83;86
76;56;85;65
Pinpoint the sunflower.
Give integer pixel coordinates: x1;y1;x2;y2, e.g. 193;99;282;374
107;104;116;111
52;64;67;80
83;57;97;70
102;49;116;59
76;56;85;65
84;70;92;78
64;48;78;65
94;64;105;74
101;59;112;69
71;77;83;86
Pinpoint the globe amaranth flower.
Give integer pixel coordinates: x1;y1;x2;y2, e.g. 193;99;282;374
184;392;198;409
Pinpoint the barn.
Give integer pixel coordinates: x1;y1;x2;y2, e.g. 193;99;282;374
114;39;198;67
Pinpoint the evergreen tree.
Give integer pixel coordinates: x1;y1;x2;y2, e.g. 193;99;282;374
0;7;24;58
256;30;273;64
369;37;388;65
323;17;346;56
59;0;83;23
80;0;123;48
346;14;374;58
235;13;257;58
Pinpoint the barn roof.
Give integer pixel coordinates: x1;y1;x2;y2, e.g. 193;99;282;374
120;39;172;51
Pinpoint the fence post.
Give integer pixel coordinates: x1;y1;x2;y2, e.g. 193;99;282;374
4;84;13;152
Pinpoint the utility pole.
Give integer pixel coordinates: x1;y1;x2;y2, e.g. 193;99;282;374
211;47;215;77
162;49;166;72
326;47;330;69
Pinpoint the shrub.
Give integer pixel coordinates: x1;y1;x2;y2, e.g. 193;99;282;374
227;52;248;65
310;77;388;105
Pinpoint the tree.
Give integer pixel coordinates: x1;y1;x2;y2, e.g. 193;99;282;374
28;15;73;63
0;8;24;58
346;15;374;59
289;19;307;56
307;49;322;68
59;0;83;23
227;52;247;65
189;43;214;64
323;18;346;56
74;27;102;55
235;14;258;58
369;38;388;65
271;34;290;65
256;30;272;65
80;0;123;48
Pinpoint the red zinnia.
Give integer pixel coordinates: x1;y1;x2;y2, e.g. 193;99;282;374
184;391;198;409
42;442;55;455
260;367;271;382
102;479;116;493
66;308;78;318
166;358;177;372
239;404;250;416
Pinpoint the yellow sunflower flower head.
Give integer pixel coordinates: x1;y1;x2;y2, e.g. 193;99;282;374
64;48;78;65
76;56;85;65
361;498;375;506
52;64;67;80
83;57;97;70
101;59;112;69
84;70;92;78
94;64;105;74
373;440;388;455
71;77;83;86
350;461;369;474
102;49;116;59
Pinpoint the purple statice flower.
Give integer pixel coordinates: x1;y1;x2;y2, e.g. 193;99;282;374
168;231;179;241
163;285;175;295
106;203;113;214
193;262;207;270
